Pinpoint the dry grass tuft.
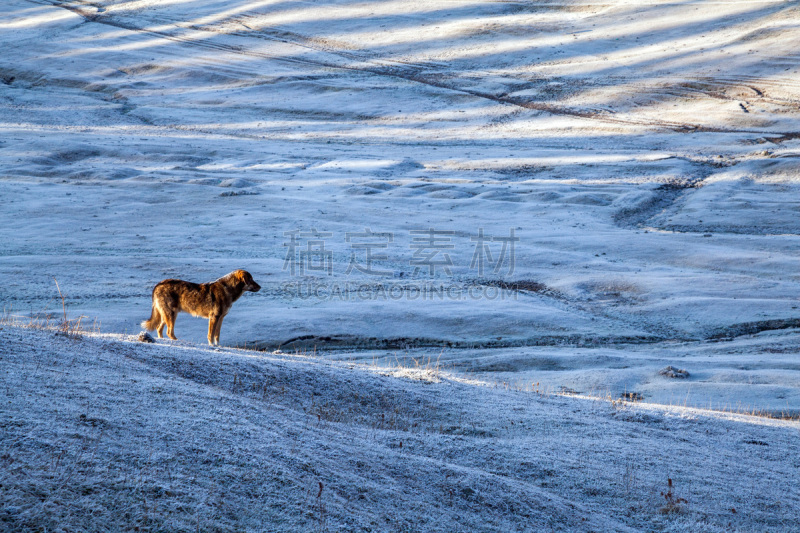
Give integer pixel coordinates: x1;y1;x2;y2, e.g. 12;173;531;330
1;279;98;336
658;478;688;514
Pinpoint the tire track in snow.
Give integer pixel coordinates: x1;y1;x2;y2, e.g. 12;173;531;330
27;0;800;139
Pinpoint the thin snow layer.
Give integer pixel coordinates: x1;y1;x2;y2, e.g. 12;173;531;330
1;0;800;412
2;325;799;532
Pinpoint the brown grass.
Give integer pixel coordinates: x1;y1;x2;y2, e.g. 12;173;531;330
0;279;98;336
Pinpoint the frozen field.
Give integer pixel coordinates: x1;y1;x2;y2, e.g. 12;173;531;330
2;1;800;530
1;0;799;413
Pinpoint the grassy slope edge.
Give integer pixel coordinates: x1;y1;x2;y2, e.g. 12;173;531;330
1;325;798;532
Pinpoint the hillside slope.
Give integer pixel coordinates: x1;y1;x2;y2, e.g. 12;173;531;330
2;325;799;531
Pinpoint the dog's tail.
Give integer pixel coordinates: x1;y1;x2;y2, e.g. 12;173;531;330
141;289;160;331
141;304;160;331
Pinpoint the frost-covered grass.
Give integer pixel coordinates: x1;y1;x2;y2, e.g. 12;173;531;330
1;0;799;413
2;324;799;532
1;1;800;528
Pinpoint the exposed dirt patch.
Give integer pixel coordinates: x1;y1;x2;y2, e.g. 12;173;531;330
708;319;800;341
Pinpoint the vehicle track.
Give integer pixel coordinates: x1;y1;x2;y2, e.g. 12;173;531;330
28;0;799;139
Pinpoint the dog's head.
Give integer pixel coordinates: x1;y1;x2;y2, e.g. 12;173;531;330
234;270;261;292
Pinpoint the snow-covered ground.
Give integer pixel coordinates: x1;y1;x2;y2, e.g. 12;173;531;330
3;0;799;413
1;2;800;524
2;325;799;531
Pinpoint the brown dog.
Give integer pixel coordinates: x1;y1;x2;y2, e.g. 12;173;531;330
141;270;261;345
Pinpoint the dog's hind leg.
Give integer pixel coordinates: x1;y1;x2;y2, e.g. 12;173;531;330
164;309;178;340
152;305;165;338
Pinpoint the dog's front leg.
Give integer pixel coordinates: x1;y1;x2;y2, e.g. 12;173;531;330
208;315;219;345
213;314;225;345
